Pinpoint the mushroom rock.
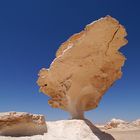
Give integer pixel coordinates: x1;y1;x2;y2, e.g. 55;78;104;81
37;16;128;119
0;112;47;136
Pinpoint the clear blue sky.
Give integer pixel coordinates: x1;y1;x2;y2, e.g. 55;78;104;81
0;0;139;123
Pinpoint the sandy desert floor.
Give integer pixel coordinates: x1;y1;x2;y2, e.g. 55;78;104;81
105;129;140;140
0;128;140;140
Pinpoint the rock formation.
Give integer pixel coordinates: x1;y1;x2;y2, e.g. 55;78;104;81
0;118;115;140
132;119;140;126
44;119;115;140
103;118;140;130
37;16;128;119
104;118;128;129
0;112;47;136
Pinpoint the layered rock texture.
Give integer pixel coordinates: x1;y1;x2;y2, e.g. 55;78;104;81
37;16;128;119
0;112;47;136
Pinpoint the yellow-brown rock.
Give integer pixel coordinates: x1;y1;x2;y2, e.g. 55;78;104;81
0;112;47;136
37;16;127;119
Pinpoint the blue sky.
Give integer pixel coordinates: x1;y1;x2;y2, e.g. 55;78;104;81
0;0;139;123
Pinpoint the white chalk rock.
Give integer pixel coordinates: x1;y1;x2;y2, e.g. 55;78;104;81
44;120;114;140
105;118;128;129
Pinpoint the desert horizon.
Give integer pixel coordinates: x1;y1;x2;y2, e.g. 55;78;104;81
0;111;140;140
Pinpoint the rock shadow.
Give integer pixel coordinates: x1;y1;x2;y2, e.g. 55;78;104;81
84;119;115;140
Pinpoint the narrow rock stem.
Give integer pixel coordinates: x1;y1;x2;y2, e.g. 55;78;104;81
70;109;85;119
